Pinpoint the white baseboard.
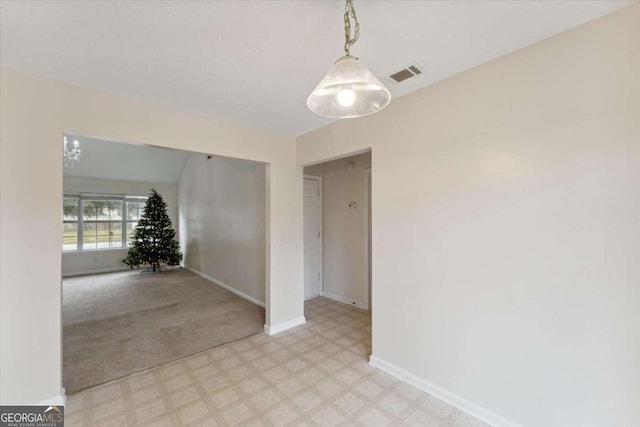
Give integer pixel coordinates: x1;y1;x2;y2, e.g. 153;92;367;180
321;291;368;310
62;266;129;278
185;266;265;308
34;388;66;406
369;355;521;427
264;316;306;336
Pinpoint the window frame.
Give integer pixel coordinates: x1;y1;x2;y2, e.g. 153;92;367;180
63;193;148;252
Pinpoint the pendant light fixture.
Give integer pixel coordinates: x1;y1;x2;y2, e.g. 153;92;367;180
307;0;391;119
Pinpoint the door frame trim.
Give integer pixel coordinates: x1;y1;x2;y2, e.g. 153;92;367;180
303;175;323;299
364;168;372;311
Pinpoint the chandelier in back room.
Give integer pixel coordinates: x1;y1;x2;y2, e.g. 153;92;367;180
64;136;81;167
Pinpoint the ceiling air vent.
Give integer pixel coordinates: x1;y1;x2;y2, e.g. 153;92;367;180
389;64;423;83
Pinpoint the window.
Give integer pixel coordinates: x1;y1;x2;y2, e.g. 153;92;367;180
63;197;79;251
62;194;147;252
126;199;146;246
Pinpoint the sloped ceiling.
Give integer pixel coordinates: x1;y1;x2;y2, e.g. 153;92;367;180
63;136;189;184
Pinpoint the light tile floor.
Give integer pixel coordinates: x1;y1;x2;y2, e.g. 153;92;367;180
66;297;487;426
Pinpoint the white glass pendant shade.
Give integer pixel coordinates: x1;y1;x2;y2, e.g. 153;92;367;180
307;55;391;118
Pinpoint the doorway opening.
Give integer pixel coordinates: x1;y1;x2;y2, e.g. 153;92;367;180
302;151;372;310
61;134;269;393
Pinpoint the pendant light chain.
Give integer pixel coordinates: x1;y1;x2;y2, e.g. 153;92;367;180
343;0;360;56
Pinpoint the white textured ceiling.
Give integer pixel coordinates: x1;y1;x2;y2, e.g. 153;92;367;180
1;1;635;136
64;136;189;184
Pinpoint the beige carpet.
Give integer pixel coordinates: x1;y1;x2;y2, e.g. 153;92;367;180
63;269;265;393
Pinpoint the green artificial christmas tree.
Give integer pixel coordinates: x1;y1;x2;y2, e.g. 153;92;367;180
123;189;183;272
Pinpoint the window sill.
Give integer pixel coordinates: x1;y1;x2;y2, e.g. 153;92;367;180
63;248;129;255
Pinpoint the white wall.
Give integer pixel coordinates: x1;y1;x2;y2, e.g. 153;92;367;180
0;67;303;405
179;154;266;305
297;7;640;427
61;176;179;277
304;152;371;308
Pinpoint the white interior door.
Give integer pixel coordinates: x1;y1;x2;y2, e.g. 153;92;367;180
304;177;322;299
